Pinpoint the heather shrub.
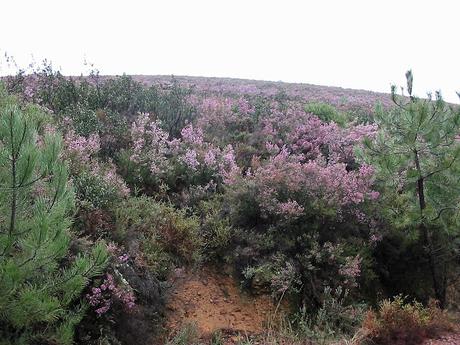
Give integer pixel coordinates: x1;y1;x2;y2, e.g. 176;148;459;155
154;205;201;265
358;296;454;345
96;74;149;115
224;127;379;304
73;170;125;210
65;104;101;137
198;198;234;261
61;121;129;210
120;112;239;197
76;208;114;238
6;63;196;145
114;197;201;278
97;108;130;156
193;95;251;148
85;246;136;317
92;74;197;136
118;113;171;192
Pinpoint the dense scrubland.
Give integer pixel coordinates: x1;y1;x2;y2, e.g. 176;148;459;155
0;63;459;345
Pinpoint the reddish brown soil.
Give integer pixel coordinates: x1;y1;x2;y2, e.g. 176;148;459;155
163;267;284;339
162;267;460;344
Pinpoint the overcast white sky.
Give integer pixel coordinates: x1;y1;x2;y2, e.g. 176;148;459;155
1;0;459;102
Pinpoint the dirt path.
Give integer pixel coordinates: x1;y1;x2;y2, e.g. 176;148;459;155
163;267;283;339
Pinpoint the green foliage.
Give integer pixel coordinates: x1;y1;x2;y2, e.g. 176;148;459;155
66;104;100;137
198;198;234;261
165;323;200;345
8;64;197;141
305;102;348;127
210;330;224;345
363;98;460;230
73;170;122;210
290;286;365;343
0;92;108;344
154;78;197;138
114;197;201;278
360;71;460;306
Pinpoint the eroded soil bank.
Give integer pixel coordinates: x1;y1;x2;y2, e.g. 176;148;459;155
162;267;284;341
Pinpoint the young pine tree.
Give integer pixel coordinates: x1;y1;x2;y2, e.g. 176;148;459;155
0;85;108;345
361;71;460;307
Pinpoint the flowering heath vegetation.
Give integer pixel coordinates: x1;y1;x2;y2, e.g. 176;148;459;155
0;63;458;345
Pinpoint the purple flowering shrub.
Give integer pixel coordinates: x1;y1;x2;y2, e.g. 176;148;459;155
85;243;136;317
119;112;239;200
220;105;380;302
61;118;129;210
86;273;136;315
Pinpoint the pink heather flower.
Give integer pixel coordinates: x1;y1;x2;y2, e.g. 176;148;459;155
86;272;136;315
265;142;280;155
118;254;129;263
63;130;100;165
183;149;199;170
102;163;130;197
129;112;170;175
168;138;181;154
277;200;304;218
181;125;203;145
339;255;362;287
237;97;254;115
219;145;240;184
204;149;217;167
369;191;380;200
354;210;368;224
369;233;383;244
95;301;111;315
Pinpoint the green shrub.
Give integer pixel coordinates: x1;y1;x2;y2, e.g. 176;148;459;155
114;197;201;278
198;199;234;261
73;170;122;210
290;286;366;343
305;102;348;126
66;104;101;137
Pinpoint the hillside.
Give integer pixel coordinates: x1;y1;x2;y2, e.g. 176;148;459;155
0;70;459;345
130;75;395;113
